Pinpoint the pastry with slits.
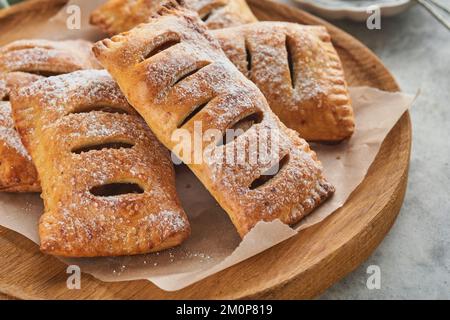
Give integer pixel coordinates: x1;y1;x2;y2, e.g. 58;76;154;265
93;2;334;237
90;0;257;35
11;70;190;257
0;39;101;192
212;22;354;142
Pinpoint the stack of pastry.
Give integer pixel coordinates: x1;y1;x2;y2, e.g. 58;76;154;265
0;0;354;257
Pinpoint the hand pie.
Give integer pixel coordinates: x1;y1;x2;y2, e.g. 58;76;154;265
0;39;101;192
90;0;257;35
212;22;355;142
11;70;190;257
93;3;334;237
0;39;100;75
0;73;40;192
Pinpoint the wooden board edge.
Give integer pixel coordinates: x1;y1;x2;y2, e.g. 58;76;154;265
247;113;412;299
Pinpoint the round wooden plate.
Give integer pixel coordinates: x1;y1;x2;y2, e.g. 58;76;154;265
0;0;410;299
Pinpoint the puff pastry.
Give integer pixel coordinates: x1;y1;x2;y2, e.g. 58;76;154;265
0;39;101;192
11;70;190;256
0;39;100;74
212;22;354;142
90;0;257;35
93;2;334;237
0;73;40;192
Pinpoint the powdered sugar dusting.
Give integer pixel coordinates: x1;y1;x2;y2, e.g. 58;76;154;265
0;39;99;74
90;0;257;35
94;9;334;237
0;102;31;159
20;70;126;113
24;70;189;256
141;209;188;238
213;22;353;141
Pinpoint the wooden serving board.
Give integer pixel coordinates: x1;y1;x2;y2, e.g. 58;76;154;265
0;0;411;299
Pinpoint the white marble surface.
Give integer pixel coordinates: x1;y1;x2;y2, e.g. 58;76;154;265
276;0;450;299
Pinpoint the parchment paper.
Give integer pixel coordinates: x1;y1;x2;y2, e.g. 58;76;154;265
0;0;415;291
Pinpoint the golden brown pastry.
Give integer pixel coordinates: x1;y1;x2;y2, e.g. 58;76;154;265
0;74;41;192
0;39;100;74
93;2;334;237
11;70;190;257
90;0;257;35
0;39;101;192
212;22;354;142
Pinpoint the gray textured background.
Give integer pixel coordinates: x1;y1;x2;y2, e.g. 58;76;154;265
279;0;450;299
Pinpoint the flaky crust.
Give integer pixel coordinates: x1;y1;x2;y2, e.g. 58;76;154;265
0;39;100;74
213;22;354;142
0;73;41;192
93;3;334;237
90;0;257;35
11;70;190;257
0;101;40;192
0;39;101;192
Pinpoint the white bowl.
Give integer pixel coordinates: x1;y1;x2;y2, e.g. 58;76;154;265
293;0;415;21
